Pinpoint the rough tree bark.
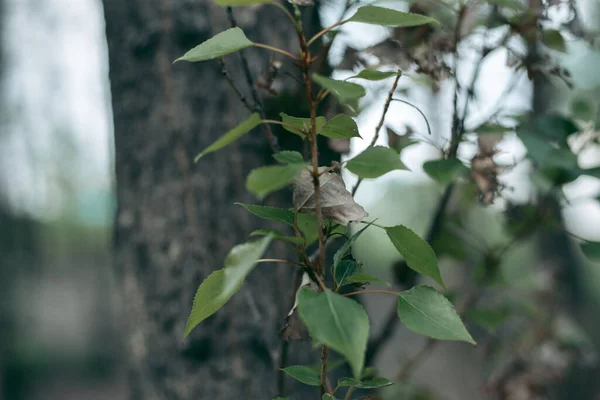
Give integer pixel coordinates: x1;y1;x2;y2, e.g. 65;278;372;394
103;2;332;399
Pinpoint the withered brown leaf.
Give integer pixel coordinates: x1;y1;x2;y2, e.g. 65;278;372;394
292;167;368;225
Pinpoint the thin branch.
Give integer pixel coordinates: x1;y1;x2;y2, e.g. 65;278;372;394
320;345;331;395
351;72;402;196
254;43;300;60
391;98;432;136
226;7;280;153
217;58;253;111
306;19;350;47
257;259;305;268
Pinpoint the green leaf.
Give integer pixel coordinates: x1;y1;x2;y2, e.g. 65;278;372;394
355;377;394;389
332;221;376;280
422;158;469;186
249;229;304;245
385;225;444;287
319;115;362;139
338;377;360;387
349;5;438;27
175;27;253;63
274;151;304;164
312;74;366;103
396;286;475;344
184;235;272;338
246;164;305;200
580;167;600;179
335;259;360;287
580;242;600;262
337;377;393;389
298;289;369;379
215;0;272;6
235;203;320;245
194;113;261;161
346;146;408;179
349;69;400;81
281;365;321;386
542;29;567;53
571;97;595;121
322;395;338;400
471;122;513;135
342;273;391;287
280;112;327;137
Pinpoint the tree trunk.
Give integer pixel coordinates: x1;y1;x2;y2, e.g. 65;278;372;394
103;2;329;399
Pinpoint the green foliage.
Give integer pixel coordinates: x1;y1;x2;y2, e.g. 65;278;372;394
346;146;408;178
542;29;567;53
338;377;393;389
320;115;361;139
235;203;321;245
423;158;469;186
322;394;338;400
348;5;438;27
580;242;600;262
214;0;271;6
246;164;306;199
175;27;253;63
194;113;261;161
341;273;391;287
274;151;305;164
281;365;321;386
297;289;369;379
397;286;475;344
385;226;444;287
280;112;327;137
349;70;400;81
184;235;272;338
312;74;366;103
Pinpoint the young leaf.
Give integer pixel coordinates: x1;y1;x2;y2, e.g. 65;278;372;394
341;273;391;287
194;113;261;161
396;286;475;344
281;365;321;386
349;69;400;81
184;235;272;338
175;27;253;63
422;158;469;186
355;377;394;389
246;164;306;200
320;115;362;139
274;151;304;164
297;289;369;379
346;146;408;179
235;203;320;245
249;229;304;245
580;242;600;262
348;6;438;27
332;222;375;281
214;0;272;6
542;29;567;53
312;74;366;103
385;225;444;287
280;112;327;137
334;259;361;287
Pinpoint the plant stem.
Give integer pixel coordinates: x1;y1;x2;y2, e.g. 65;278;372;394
320;345;330;396
268;1;303;34
257;259;305;268
254;43;300;60
343;289;398;297
351;72;402;196
344;386;356;400
226;8;280;153
261;119;305;135
306;19;350;47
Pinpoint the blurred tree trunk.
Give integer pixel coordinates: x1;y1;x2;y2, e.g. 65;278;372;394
103;2;333;399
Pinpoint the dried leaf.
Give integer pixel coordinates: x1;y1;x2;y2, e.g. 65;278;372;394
292;168;368;226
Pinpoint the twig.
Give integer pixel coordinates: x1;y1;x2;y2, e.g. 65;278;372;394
226;7;280;153
391;98;432;136
351;72;402;196
217;58;253;111
320;345;331;396
254;42;300;60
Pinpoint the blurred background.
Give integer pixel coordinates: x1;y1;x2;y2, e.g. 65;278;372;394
0;0;599;399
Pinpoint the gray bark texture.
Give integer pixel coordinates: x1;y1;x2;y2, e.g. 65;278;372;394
103;1;333;399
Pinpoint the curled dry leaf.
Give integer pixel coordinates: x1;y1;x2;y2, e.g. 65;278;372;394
292;167;368;225
471;135;505;205
280;273;316;341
